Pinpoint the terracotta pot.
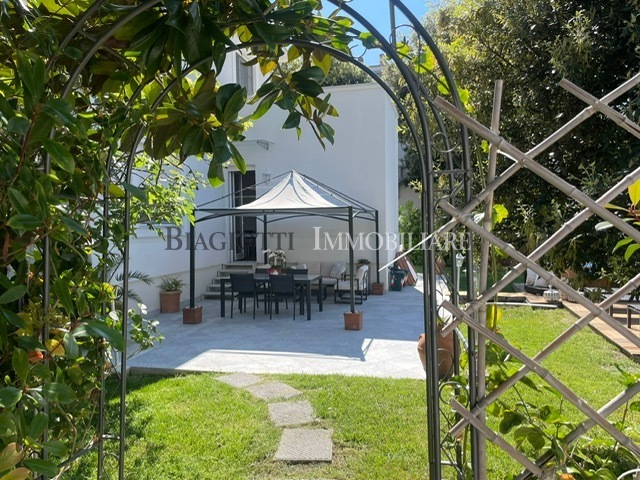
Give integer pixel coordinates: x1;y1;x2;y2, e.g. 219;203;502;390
160;291;181;313
371;283;384;295
417;330;456;380
344;311;363;330
183;306;202;324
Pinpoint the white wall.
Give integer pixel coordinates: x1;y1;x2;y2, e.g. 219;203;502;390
235;83;399;285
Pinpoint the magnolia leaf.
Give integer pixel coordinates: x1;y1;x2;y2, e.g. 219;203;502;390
107;184;125;198
629;179;640;206
207;162;225;187
0;443;24;472
0;467;31;480
283;111;301;130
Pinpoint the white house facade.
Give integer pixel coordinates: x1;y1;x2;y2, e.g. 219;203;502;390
129;77;400;311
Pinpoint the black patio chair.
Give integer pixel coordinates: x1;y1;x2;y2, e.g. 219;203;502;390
268;274;302;320
230;273;258;319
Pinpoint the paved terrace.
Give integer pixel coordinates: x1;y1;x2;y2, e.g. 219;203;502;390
128;278;435;379
129;278;640;379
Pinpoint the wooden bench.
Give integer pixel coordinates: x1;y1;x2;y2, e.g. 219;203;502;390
627;304;640;328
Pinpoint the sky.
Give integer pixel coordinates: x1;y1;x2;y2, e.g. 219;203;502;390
339;0;433;66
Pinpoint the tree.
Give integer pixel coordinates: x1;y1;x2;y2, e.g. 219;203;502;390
392;0;640;282
0;0;358;476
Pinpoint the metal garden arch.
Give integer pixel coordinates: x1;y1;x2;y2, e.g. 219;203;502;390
12;0;640;478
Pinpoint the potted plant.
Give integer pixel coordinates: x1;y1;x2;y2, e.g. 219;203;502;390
417;319;457;380
265;249;286;273
159;276;186;313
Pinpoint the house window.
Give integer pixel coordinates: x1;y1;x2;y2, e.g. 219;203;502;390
236;53;255;95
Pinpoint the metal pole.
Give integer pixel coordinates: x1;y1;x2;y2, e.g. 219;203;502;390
189;217;196;308
348;206;355;313
374;211;380;284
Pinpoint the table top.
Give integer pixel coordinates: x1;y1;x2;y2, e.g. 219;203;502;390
219;273;321;282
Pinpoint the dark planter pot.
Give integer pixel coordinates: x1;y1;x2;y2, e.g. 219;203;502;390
344;311;363;331
417;330;456;380
371;283;384;295
183;305;203;324
160;291;181;313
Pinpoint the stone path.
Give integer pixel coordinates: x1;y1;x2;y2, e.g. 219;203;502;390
216;372;333;464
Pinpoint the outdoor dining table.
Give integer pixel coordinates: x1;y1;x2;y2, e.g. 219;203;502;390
219;273;323;320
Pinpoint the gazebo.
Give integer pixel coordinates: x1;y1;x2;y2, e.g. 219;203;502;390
188;171;381;313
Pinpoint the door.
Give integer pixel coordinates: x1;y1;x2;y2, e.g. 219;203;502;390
231;170;257;261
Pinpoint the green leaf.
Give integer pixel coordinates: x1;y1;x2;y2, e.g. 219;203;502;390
80;320;125;351
23;458;59;477
41;98;76;130
291;78;323;97
595;221;613;231
0;443;24;472
7;116;29;135
492;204;509;226
282;111;302;130
291;66;325;83
207;162;225;187
53;278;74;315
42;139;75;173
0;388;22;408
63;332;80;360
7;189;30;214
0;467;31;480
108;184;126;198
499;410;524;434
0;286;28;305
12;349;29;384
312;49;332;75
215;84;243;115
486;304;503;330
122;183;148;203
28;412;48;439
1;309;25;329
613;237;634;252
6;214;42;231
61;216;88;236
223;87;247;122
318;122;335;145
250;90;279;120
41;383;76;404
629;178;640;206
42;441;68;458
181;126;206;159
229;143;246;174
624;243;640;262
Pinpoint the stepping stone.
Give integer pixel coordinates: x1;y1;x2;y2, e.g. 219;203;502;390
244;381;301;400
274;428;333;463
216;373;263;388
268;400;315;427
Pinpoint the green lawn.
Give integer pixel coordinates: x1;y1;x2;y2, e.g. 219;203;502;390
64;307;640;479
